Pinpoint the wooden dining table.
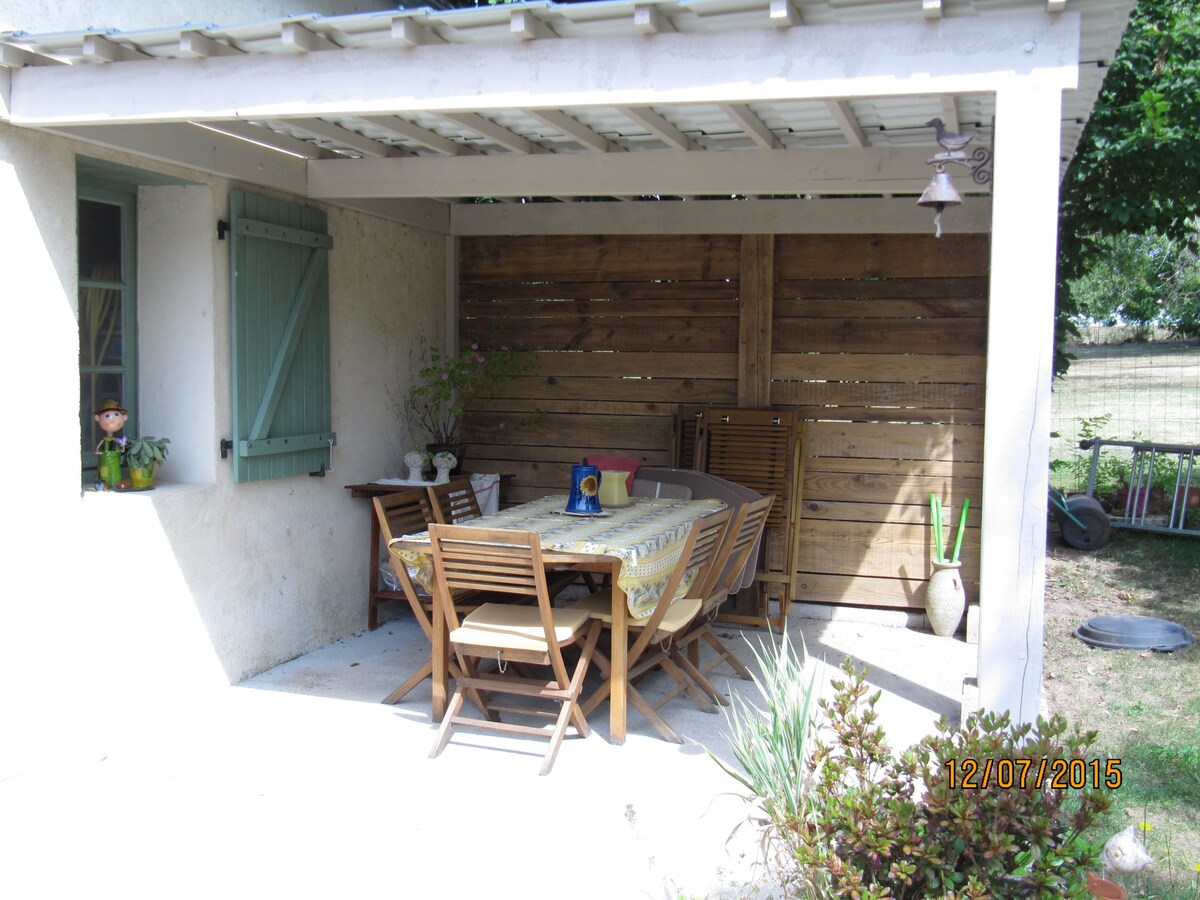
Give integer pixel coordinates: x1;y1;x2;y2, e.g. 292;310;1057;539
389;494;725;745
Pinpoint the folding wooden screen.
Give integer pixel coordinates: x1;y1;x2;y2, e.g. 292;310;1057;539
693;407;806;627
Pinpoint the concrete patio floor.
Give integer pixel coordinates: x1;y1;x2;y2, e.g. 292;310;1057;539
1;603;973;900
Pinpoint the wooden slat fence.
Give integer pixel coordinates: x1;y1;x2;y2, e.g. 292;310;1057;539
458;233;988;611
459;235;741;502
773;235;987;608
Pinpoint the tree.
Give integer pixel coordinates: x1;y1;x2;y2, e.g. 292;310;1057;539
1056;0;1200;368
1068;230;1200;340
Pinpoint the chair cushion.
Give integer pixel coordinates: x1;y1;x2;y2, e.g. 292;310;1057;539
572;591;702;635
451;602;592;652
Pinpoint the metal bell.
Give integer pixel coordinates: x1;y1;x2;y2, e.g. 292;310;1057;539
918;166;963;208
917;165;963;238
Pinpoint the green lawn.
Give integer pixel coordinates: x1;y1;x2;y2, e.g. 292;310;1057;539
1045;498;1200;898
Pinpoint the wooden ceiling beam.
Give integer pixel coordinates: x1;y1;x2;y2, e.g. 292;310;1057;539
826;99;868;148
769;0;803;27
510;10;557;41
281;22;341;53
0;43;66;67
309;146;942;199
618;106;694;151
50;122;307;195
940;96;961;133
179;32;244;58
290;117;406;158
359;115;476;156
440;112;542;154
10;15;1080;126
195;120;333;159
720;103;781;150
524;109;617;153
635;5;676;34
448;196;993;236
82;35;151;63
391;17;445;47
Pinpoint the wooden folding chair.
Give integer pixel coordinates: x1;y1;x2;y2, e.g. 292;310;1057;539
694;409;806;627
426;477;483;525
371;489;436;633
374;490;491;708
429;476;581;600
574;508;732;743
427;524;602;776
662;495;775;708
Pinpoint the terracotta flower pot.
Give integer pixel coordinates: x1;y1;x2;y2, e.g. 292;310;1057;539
1116;485;1165;515
1085;873;1126;899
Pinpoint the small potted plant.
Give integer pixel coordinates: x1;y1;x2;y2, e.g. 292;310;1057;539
121;435;170;489
431;450;458;484
403;341;538;468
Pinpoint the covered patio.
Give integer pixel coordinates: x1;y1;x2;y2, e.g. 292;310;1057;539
0;601;973;898
1;0;1134;793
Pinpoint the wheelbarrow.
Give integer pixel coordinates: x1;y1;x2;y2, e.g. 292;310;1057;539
1049;487;1111;551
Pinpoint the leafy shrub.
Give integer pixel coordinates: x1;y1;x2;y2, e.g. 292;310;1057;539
403;341;537;447
792;659;1115;899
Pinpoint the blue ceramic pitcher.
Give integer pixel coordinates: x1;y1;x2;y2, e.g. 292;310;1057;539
566;464;602;514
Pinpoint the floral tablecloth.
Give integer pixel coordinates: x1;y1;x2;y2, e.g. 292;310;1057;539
391;494;725;618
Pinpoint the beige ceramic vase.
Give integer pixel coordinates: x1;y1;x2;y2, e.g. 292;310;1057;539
598;471;630;508
925;560;965;637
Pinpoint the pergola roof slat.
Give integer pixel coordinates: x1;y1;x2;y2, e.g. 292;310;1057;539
0;0;1133;220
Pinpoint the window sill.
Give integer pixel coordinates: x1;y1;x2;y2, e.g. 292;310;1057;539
81;481;215;502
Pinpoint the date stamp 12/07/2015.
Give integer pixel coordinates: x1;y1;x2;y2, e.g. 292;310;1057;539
944;758;1123;791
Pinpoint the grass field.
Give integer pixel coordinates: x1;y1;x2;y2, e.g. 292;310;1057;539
1044;529;1200;898
1047;338;1200;897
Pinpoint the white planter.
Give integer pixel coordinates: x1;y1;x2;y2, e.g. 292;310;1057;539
403;450;428;482
432;452;457;484
925;561;965;637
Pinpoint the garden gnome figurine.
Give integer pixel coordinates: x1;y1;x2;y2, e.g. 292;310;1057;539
93;399;128;488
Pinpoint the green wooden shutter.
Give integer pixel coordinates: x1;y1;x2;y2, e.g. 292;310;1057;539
230;190;336;483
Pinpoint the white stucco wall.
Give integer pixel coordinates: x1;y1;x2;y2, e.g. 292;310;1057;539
0;118;445;774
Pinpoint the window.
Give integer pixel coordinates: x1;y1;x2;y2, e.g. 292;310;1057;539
78;181;137;479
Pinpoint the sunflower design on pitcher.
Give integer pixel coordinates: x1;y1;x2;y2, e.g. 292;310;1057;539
580;474;599;496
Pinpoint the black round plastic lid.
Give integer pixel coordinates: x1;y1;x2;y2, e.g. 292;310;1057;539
1074;615;1196;652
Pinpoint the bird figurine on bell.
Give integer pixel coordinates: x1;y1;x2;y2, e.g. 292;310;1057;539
926;118;975;155
917;116;974;238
